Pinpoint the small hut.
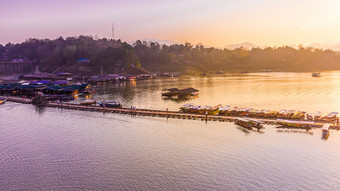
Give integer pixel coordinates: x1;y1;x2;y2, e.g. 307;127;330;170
177;87;199;97
162;87;199;97
162;88;179;96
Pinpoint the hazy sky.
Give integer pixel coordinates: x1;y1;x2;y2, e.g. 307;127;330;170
1;0;340;47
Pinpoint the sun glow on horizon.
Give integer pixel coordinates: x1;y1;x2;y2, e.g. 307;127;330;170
2;0;340;48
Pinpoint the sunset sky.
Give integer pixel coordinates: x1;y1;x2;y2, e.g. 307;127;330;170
1;0;340;47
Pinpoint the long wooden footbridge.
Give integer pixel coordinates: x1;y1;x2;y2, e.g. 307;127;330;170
4;96;339;129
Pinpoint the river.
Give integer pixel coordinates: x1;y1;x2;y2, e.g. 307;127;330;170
1;72;340;190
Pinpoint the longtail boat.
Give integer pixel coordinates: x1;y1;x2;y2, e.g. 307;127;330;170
98;101;122;108
306;113;313;121
180;103;195;112
219;105;230;115
235;117;264;129
198;105;212;114
314;111;322;121
208;104;222;115
319;112;338;123
276;119;315;129
188;105;201;113
80;99;97;105
321;123;330;139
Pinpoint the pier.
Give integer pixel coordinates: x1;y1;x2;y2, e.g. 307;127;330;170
4;96;340;129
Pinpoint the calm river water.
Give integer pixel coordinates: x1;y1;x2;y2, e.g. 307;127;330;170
2;72;340;190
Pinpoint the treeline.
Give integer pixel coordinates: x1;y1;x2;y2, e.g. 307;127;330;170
1;35;340;74
0;36;136;73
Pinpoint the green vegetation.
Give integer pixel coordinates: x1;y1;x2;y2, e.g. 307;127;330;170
1;36;340;74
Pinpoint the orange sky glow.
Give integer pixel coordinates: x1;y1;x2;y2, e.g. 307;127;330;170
1;0;340;48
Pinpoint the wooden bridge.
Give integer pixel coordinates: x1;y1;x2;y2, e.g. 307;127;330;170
5;96;339;129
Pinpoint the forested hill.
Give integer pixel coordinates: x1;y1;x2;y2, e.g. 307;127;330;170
1;35;340;74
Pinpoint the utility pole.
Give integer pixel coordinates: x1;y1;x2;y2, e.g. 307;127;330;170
112;23;114;40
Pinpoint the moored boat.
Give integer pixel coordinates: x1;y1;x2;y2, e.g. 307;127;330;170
312;73;322;77
321;123;330;139
44;94;73;101
306;113;313;121
238;108;253;116
208;104;222;115
235;118;264;129
180;103;195;112
276;119;315;129
314;111;322;121
318;112;338;123
198;105;212;114
187;105;201;113
0;97;7;104
219;105;230;115
98;101;122;108
292;111;306;120
80;99;97;105
265;110;279;118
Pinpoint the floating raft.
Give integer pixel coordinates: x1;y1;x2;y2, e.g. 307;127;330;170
4;96;340;129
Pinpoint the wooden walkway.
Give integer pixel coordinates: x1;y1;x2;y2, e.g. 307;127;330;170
5;96;339;129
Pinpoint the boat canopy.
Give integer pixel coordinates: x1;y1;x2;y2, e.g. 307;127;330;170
277;119;315;125
182;103;194;107
202;105;211;110
223;105;230;110
190;105;201;109
103;101;118;104
321;124;331;131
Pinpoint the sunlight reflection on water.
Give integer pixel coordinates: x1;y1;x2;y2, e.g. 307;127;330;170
2;72;340;190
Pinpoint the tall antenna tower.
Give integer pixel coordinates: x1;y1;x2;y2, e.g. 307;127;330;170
112;23;114;40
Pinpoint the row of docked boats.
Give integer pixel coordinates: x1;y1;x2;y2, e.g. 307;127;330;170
44;94;77;101
180;104;339;123
180;103;222;115
50;96;122;108
235;117;331;139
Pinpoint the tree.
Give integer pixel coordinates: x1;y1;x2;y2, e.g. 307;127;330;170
135;58;141;68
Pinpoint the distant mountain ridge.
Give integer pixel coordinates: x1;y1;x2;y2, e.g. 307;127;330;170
308;43;340;51
129;39;340;51
223;42;259;50
223;42;340;51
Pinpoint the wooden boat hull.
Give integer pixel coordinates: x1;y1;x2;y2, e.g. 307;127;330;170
80;101;97;105
0;97;7;104
98;102;121;108
322;130;330;139
235;118;264;129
